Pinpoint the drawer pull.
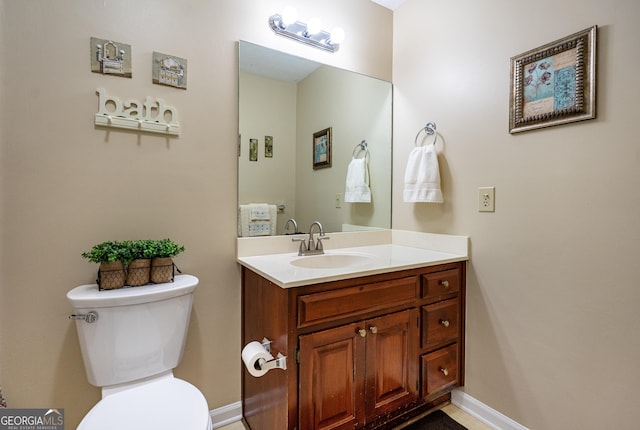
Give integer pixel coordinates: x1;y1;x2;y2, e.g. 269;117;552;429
439;367;449;376
440;280;450;289
439;319;450;328
358;328;367;338
369;326;378;334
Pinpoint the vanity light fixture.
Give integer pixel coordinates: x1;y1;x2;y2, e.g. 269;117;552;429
268;8;345;53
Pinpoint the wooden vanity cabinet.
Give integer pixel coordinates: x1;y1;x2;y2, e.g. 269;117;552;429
241;261;465;430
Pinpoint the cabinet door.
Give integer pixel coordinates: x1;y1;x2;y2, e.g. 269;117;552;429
364;309;419;420
299;322;366;430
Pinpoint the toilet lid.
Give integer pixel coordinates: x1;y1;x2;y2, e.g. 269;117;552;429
78;377;211;430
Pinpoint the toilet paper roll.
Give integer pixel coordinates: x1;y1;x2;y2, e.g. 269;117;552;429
242;341;273;377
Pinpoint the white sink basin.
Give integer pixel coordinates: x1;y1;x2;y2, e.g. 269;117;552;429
290;253;375;269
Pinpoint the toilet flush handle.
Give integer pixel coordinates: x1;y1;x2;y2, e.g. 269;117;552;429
69;311;98;323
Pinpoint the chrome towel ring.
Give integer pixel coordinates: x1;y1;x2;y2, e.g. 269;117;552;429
414;122;437;146
352;140;369;158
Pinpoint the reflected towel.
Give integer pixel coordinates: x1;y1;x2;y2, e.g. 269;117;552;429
248;203;270;220
238;204;277;236
403;144;443;203
344;157;371;203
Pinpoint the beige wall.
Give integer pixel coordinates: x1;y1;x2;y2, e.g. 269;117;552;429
393;0;640;428
0;0;391;427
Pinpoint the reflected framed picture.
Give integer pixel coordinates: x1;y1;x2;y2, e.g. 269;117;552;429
265;136;273;158
312;127;332;170
509;26;596;133
249;138;258;162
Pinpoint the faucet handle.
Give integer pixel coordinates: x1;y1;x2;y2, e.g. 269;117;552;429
315;235;329;251
291;236;307;255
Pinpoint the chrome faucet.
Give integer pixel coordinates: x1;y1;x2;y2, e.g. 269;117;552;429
284;218;299;234
292;221;330;256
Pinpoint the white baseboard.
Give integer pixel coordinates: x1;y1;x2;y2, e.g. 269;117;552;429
210;401;243;429
451;389;529;430
210;392;528;430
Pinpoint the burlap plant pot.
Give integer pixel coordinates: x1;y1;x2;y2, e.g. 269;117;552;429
98;261;126;290
126;258;151;286
150;257;174;283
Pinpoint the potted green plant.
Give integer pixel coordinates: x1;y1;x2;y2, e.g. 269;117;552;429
150;238;185;283
81;241;127;290
125;240;155;287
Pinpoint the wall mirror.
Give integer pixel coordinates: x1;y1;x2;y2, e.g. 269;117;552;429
238;41;392;237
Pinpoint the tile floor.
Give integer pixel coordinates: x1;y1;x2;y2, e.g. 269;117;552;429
219;404;492;429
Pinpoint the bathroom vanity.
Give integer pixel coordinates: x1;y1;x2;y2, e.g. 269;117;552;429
238;231;468;429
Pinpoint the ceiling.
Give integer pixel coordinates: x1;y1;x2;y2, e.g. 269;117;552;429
370;0;407;10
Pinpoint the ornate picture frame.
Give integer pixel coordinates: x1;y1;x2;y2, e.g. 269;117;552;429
509;26;597;133
312;127;332;170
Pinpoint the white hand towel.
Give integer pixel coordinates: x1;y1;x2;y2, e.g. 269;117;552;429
344;157;371;203
403;144;443;203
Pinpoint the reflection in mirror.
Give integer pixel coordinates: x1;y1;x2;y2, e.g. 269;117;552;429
238;41;392;237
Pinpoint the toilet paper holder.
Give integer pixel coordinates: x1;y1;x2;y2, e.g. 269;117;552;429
258;337;287;371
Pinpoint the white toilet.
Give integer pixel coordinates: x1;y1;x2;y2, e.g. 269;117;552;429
67;274;212;430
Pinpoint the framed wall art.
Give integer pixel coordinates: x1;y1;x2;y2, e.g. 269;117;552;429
90;37;132;78
152;52;188;89
509;26;597;133
249;138;258;162
312;127;332;170
265;136;273;158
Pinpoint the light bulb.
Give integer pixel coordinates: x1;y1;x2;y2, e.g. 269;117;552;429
306;17;323;36
281;6;298;27
329;27;345;45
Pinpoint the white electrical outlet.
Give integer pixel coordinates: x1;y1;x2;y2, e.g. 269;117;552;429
478;187;495;212
335;193;342;208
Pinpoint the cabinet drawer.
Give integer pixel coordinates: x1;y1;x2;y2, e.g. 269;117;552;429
421;344;458;398
298;277;417;328
421;299;459;348
421;269;460;301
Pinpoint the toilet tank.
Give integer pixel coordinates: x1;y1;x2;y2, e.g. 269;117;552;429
67;274;199;387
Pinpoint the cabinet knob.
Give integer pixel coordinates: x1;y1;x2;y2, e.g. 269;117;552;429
369;326;378;334
358;328;367;338
439;367;449;376
440;280;450;289
439;319;450;328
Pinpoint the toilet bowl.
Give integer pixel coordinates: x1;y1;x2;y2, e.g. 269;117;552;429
67;275;212;430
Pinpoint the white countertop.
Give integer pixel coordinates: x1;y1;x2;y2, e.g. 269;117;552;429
237;230;468;288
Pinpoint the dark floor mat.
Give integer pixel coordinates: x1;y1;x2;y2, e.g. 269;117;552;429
401;410;468;430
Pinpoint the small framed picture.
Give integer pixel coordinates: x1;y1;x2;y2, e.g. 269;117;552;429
90;37;132;78
509;26;597;133
249;139;258;162
312;127;332;170
152;52;187;89
265;136;273;158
